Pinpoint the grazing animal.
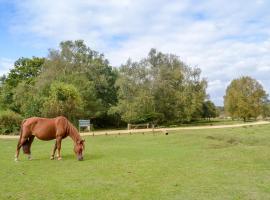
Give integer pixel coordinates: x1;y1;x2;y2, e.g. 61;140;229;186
15;116;85;161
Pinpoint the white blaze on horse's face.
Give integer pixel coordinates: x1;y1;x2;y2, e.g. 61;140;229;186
74;139;85;161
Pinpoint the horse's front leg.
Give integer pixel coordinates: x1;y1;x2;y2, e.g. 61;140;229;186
56;137;62;160
50;141;57;160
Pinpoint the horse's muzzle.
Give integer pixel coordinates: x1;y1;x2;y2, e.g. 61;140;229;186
77;156;83;161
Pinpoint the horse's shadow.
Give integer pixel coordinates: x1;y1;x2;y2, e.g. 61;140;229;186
63;153;103;161
28;153;103;162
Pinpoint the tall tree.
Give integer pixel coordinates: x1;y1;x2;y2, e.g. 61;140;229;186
0;57;45;112
35;40;118;123
111;59;157;123
224;76;268;121
5;57;45;87
202;100;218;120
111;49;207;124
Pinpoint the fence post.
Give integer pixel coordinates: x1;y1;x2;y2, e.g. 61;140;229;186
128;123;131;130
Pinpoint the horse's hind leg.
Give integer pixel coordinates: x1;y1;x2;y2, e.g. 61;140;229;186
27;135;35;160
15;137;27;162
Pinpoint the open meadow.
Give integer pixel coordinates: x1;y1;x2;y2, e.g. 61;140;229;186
1;124;270;200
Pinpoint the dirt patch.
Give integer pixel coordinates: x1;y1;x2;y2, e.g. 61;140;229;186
227;138;238;144
206;135;216;140
206;135;240;149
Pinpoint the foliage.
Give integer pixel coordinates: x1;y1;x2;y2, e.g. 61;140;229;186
0;40;213;128
0;57;44;112
202;100;218;120
35;40;118;123
5;57;45;87
111;49;207;124
1;40;270;129
224;76;268;121
262;101;270;118
41;82;83;121
12;81;44;117
0;110;23;134
0;40;120;126
0;75;6;86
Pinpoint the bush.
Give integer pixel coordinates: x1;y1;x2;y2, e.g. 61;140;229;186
41;82;83;122
0;110;23;135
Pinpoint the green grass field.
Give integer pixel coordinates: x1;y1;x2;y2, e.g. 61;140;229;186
1;124;270;200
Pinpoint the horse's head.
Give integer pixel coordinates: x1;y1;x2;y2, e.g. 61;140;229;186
74;139;85;161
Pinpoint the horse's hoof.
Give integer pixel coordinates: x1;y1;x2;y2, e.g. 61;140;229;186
14;158;18;162
28;156;32;160
57;157;62;161
50;156;54;160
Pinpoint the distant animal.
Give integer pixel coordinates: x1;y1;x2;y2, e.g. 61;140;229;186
15;116;85;161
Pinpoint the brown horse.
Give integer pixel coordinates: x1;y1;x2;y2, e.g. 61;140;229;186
15;116;85;161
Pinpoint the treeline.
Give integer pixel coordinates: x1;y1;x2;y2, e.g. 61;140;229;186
0;40;219;133
0;40;269;134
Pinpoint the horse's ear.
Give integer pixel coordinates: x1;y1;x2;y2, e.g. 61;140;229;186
78;139;85;144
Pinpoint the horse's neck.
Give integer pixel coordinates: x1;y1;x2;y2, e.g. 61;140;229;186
68;125;81;143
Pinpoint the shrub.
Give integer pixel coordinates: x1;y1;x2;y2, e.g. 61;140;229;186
0;110;23;135
41;82;83;122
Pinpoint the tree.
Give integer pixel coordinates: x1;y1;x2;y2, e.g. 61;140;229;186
262;100;270;118
0;57;45;112
5;57;45;87
12;81;44;117
41;82;83;121
111;49;207;124
0;75;6;86
224;76;268;121
43;40;117;108
111;61;158;123
202;100;217;120
35;40;118;125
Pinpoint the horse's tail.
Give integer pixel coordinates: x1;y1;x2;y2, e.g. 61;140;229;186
19;119;30;154
18;119;26;138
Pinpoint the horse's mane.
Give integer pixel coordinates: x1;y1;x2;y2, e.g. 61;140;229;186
66;120;81;142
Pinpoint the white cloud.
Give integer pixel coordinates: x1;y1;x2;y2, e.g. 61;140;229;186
0;58;14;76
4;0;270;105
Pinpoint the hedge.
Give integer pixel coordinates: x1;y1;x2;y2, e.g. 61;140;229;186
0;110;23;135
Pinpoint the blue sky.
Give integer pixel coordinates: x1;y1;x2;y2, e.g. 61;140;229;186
0;0;270;106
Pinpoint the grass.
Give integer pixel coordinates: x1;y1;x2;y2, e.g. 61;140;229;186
1;124;270;200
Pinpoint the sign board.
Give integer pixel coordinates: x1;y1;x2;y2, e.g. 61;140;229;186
79;119;90;127
79;119;90;132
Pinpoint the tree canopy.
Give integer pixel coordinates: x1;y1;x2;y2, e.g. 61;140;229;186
224;76;268;121
202;100;218;120
110;49;207;124
4;40;261;128
0;57;45;112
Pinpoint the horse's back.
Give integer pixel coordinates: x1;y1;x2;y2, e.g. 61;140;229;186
22;117;67;140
